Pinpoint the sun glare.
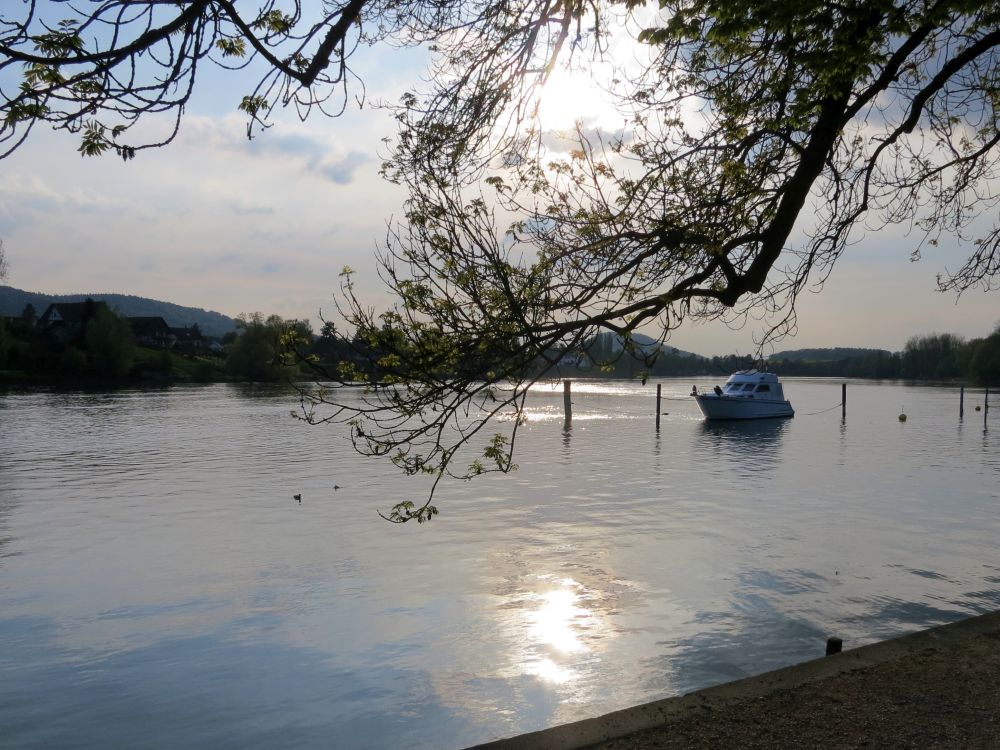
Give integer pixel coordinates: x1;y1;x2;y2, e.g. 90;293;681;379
516;577;604;685
536;67;616;133
528;586;587;654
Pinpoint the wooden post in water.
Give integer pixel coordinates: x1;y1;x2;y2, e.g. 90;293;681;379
960;386;965;420
986;387;990;431
656;383;662;433
563;379;572;430
841;383;847;420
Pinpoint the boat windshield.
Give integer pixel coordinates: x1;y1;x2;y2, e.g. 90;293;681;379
723;382;760;394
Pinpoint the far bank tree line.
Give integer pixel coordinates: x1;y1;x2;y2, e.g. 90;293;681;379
2;299;997;386
769;331;1000;384
0;301;291;383
561;329;1000;385
0;301;365;384
1;301;160;380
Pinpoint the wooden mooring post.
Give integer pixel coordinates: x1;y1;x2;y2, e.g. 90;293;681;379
841;383;847;420
656;383;662;433
960;386;965;420
986;387;990;431
563;379;572;430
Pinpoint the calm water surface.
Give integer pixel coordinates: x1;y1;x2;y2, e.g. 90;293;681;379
1;379;998;748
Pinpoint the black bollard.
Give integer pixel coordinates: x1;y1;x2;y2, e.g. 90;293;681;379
826;637;843;656
656;383;662;433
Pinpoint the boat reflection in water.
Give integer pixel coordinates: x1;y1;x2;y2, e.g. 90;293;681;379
695;417;791;477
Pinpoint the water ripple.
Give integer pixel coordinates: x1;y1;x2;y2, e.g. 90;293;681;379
0;380;997;748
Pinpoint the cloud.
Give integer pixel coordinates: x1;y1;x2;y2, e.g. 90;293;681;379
179;252;248;274
239;128;371;184
245;131;324;158
0;173;128;217
179;115;372;185
312;151;371;184
539;126;632;155
229;201;275;216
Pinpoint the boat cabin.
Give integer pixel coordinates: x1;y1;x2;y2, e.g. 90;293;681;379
719;371;786;401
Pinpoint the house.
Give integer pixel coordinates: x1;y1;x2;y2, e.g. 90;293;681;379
169;325;206;352
127;317;173;348
38;299;110;343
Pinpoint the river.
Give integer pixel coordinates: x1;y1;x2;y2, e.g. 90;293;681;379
0;379;997;748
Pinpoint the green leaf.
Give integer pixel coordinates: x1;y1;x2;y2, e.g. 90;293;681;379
216;38;247;58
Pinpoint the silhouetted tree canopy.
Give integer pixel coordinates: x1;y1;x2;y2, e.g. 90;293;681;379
84;306;135;378
226;312;312;382
305;0;1000;520
6;1;1000;518
966;323;1000;385
0;0;581;158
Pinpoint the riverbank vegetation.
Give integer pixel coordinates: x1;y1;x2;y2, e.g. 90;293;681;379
0;308;220;384
3;303;997;387
0;307;313;386
525;327;1000;385
773;332;1000;383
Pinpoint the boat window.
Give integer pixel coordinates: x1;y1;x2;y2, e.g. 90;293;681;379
742;383;756;391
755;384;770;392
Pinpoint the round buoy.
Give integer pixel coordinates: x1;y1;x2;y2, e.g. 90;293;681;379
898;413;907;422
976;405;982;412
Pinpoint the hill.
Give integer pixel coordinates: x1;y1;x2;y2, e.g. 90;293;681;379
0;286;237;338
771;347;894;362
601;331;703;359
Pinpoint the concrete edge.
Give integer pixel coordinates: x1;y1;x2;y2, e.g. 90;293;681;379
466;610;1000;750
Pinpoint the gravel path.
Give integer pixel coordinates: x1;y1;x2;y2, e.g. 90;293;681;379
591;631;1000;749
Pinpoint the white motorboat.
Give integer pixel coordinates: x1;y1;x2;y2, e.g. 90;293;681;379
694;371;794;420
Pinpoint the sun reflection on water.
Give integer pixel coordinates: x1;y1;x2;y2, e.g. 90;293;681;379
515;576;609;686
529;585;586;654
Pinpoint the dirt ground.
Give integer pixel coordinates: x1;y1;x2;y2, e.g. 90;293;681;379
590;631;1000;749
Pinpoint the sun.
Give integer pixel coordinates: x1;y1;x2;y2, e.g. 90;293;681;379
536;65;617;133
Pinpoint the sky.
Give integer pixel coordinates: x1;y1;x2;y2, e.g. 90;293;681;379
0;32;997;357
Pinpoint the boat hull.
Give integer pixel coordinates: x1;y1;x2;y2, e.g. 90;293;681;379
695;395;794;420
